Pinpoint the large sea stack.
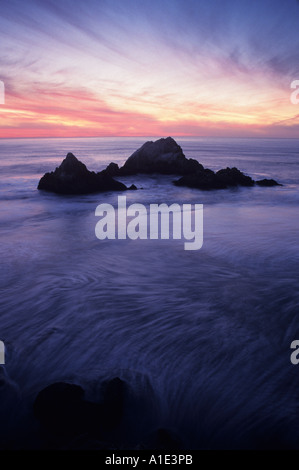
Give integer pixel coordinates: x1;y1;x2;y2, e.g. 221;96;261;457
101;137;203;176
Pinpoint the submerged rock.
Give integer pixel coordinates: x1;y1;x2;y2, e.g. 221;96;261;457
38;153;129;195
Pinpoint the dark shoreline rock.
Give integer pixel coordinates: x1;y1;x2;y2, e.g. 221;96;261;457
38;153;130;195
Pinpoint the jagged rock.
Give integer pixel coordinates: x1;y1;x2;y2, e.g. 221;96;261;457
216;167;255;187
38;142;281;195
38;153;128;194
174;167;254;190
103;162;120;177
174;168;224;190
103;137;204;176
256;178;281;187
101;137;280;190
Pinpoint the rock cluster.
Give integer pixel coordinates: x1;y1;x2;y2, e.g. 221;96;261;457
33;378;181;450
38;138;281;194
101;137;281;189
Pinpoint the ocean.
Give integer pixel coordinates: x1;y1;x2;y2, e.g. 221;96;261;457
0;136;299;449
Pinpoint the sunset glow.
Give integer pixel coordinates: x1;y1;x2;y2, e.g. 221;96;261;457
1;0;299;138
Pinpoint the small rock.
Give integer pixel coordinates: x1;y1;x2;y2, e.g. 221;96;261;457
255;178;281;187
103;162;120;177
174;168;225;190
216;167;255;187
174;166;255;190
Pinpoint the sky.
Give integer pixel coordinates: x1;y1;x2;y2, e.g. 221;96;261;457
0;0;299;138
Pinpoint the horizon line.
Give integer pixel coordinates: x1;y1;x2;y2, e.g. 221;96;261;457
1;135;299;141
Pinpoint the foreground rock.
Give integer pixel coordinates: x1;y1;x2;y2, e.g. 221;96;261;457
38;153;129;195
101;137;203;176
33;382;101;438
33;378;127;445
140;427;183;450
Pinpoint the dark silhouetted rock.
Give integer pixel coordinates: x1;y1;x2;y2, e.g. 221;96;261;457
33;382;104;438
216;167;255;187
39;142;281;195
34;382;84;418
174;167;254;190
141;427;183;450
64;435;114;450
100;377;126;430
104;162;120;177
256;178;281;187
109;137;204;175
38;153;128;194
33;377;129;447
101;137;281;189
112;137;282;189
174;168;225;190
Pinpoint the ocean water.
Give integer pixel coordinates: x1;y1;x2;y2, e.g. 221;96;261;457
0;136;299;449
